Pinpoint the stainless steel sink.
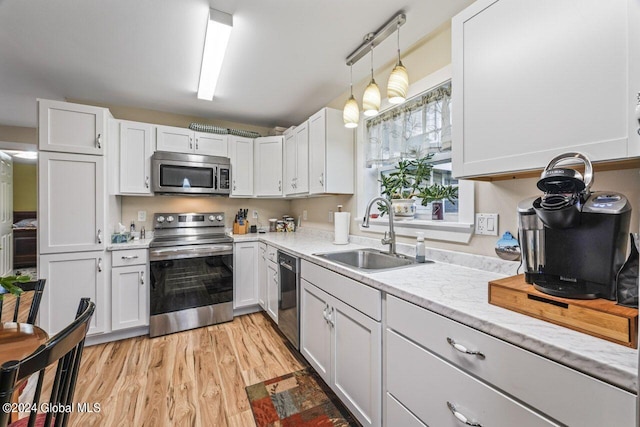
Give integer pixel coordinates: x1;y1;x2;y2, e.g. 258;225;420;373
314;248;431;271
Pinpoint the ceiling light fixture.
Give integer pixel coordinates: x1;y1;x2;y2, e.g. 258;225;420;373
362;45;381;117
197;8;233;101
387;24;409;104
343;64;359;128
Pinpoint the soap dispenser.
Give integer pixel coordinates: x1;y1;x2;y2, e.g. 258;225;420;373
416;232;426;263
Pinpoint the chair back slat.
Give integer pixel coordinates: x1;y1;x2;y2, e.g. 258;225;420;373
0;279;46;324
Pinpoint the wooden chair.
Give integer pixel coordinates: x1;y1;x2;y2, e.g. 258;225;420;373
0;298;95;427
0;280;46;324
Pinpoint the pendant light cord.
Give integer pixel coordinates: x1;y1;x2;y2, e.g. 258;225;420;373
350;64;354;96
396;24;401;63
370;45;374;80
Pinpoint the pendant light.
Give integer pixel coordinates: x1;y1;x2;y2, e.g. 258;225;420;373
387;24;409;104
362;45;381;117
343;64;360;128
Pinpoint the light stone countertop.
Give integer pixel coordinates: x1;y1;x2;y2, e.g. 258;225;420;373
232;230;638;393
107;238;153;251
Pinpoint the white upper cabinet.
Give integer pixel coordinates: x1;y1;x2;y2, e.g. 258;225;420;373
229;136;254;197
308;108;354;194
452;0;640;178
194;131;228;157
283;123;309;196
254;136;283;197
156;125;229;156
38;99;107;155
119;120;153;195
39;152;105;254
156;125;194;154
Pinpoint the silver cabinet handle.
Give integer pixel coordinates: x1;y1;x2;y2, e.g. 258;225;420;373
319;172;324;186
96;133;102;149
97;229;102;244
97;258;103;272
447;402;482;426
189;137;193;149
447;337;485;360
145;176;150;188
121;255;139;260
328;306;335;328
195;138;199;150
140;271;145;286
323;305;329;323
233;180;236;191
278;180;282;192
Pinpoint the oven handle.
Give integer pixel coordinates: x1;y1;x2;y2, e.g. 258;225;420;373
149;244;234;261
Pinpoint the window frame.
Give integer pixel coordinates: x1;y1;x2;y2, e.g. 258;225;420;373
355;65;475;243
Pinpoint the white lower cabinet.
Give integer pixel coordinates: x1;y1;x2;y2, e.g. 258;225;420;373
266;257;278;323
233;242;259;309
385;295;636;427
111;249;148;331
300;261;381;427
257;243;267;310
39;251;107;337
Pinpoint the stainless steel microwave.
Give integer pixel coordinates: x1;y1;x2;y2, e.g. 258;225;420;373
151;151;231;195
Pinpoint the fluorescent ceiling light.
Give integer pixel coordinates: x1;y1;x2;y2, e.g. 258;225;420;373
197;8;233;100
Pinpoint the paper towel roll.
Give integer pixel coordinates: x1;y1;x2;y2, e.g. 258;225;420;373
333;212;350;245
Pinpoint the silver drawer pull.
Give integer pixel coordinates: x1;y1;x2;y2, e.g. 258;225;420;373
96;133;102;148
447;337;485;360
97;229;102;244
447;402;482;427
97;258;103;272
121;255;139;260
140;271;145;286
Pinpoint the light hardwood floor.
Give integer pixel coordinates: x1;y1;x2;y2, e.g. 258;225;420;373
66;312;306;427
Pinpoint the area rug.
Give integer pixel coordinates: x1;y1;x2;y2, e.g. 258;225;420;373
246;368;360;427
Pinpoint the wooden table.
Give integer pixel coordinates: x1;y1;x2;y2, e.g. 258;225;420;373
0;322;48;365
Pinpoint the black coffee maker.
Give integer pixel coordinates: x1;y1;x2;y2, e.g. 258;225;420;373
517;152;631;300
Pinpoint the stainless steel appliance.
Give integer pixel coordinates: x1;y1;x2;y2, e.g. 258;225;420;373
149;212;234;337
518;152;631;300
151;151;231;195
277;251;299;349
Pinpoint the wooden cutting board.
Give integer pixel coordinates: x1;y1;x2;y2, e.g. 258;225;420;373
489;275;638;348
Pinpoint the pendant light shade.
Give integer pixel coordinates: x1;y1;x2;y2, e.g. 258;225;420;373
387;25;408;104
363;47;380;117
343;64;360;128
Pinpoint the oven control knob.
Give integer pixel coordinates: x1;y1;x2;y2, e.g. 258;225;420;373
215;215;223;221
166;216;175;223
156;216;165;223
208;215;216;222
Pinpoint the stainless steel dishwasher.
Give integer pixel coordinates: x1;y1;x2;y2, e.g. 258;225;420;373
277;251;299;349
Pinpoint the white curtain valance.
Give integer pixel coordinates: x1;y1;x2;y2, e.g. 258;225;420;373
366;81;451;168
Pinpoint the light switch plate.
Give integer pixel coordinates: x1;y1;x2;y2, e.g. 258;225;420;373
475;213;498;236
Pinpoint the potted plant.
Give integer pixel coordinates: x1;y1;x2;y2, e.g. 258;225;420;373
0;274;30;300
378;155;458;219
418;183;459;220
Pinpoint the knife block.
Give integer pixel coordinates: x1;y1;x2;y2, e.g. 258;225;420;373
233;221;248;235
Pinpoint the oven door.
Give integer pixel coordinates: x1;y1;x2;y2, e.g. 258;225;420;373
149;244;233;336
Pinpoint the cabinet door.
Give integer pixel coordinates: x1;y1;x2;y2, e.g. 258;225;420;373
294;121;309;194
229;136;254;196
266;260;279;323
300;279;331;384
156;125;193;154
39;152;105;253
452;0;639;178
39;251;106;336
38;99;106;155
120;121;153;194
112;264;148;330
254;136;283;197
308;110;326;194
195;132;228;157
233;242;259;308
0;153;12;275
258;243;267;309
283;130;297;195
331;295;381;427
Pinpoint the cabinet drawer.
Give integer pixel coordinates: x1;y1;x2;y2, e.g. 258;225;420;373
386;295;636;427
386;393;427;427
301;260;381;321
266;244;278;263
387;329;558;427
111;249;148;267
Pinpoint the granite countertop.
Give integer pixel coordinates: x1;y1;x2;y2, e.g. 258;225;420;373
232;230;638;393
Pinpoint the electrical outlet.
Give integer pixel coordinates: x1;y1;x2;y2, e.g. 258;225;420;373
137;211;146;222
329;210;334;223
252;210;258;219
475;213;498;236
303;210;308;220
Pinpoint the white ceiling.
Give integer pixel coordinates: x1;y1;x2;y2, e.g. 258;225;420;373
0;0;473;130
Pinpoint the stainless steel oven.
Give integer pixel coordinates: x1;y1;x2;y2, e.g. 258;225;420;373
151;151;231;195
149;212;234;337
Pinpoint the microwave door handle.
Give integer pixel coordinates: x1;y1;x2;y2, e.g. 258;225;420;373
215;166;218;190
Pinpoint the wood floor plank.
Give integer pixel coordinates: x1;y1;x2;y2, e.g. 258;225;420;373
30;312;304;427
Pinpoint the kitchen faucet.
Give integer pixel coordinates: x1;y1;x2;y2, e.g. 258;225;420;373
362;197;396;255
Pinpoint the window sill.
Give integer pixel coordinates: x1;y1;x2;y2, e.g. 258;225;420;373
355;217;474;244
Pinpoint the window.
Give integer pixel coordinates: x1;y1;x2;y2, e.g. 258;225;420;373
357;68;474;243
